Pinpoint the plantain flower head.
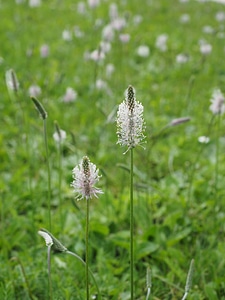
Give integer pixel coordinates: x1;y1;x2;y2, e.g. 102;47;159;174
71;156;103;200
116;85;145;153
209;89;225;115
5;69;19;92
38;230;53;247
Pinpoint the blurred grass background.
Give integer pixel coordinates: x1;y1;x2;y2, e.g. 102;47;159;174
1;0;225;299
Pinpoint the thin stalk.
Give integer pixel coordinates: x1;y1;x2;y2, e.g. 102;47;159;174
43;119;52;231
54;120;64;230
47;246;53;300
181;292;188;300
215;114;221;198
146;266;151;300
185;75;195;115
130;148;134;300
86;199;90;300
181;259;194;300
57;141;63;230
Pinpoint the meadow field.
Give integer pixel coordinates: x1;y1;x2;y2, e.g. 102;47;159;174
1;0;225;299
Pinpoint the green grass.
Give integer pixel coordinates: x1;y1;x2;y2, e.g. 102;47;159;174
1;0;225;299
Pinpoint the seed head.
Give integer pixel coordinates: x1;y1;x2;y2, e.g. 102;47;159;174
5;69;19;92
116;85;145;153
71;156;103;200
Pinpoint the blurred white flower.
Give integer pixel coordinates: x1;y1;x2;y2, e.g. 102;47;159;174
202;25;214;34
215;11;225;22
95;18;103;28
88;0;100;9
137;45;150;57
199;42;212;55
95;79;107;90
89;49;105;61
155;34;168;52
180;13;190;23
71;156;103;200
100;41;111;53
102;24;114;41
170;117;190;126
209;89;225;115
133;15;143;25
105;63;115;77
62;30;72;41
117;85;145;152
77;2;86;14
198;136;210;144
53;129;66;143
28;85;42;97
176;53;189;64
38;230;53;247
29;0;41;7
109;3;118;21
40;44;50;58
111;18;126;31
119;33;130;43
63;87;77;103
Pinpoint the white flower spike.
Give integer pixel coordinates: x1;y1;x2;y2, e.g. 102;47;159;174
71;156;103;200
38;230;53;247
209;89;225;115
117;85;145;153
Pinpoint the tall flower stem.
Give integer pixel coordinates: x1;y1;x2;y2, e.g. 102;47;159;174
44;119;52;231
130;148;134;300
58;141;63;230
116;86;145;299
215;114;221;198
31;97;51;230
86;199;90;300
47;245;53;300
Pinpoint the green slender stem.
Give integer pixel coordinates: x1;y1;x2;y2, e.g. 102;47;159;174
185;75;195;115
215;114;221;198
57;141;63;230
146;266;151;300
86;199;90;300
130;148;134;300
47;246;53;300
43;119;51;231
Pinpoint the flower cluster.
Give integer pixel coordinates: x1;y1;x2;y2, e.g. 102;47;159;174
116;85;145;153
209;89;225;115
71;156;103;200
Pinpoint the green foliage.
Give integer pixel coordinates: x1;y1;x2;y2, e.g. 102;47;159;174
1;0;225;299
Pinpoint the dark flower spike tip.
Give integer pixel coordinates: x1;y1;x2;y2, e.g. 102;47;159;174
31;97;48;120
